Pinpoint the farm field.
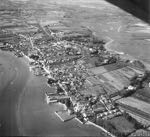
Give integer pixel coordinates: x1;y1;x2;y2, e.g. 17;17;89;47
117;97;150;115
129;113;150;127
94;65;145;94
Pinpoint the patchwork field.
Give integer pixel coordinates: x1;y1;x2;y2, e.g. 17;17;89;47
91;65;145;95
117;97;150;115
102;82;118;96
129;113;150;127
103;72;124;90
87;62;145;96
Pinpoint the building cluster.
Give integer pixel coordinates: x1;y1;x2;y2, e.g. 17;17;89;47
0;25;132;124
30;29;124;124
0;12;148;136
0;2;150;136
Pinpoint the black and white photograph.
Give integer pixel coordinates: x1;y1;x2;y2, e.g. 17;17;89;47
0;0;150;136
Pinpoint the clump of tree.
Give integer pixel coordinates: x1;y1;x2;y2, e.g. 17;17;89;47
130;75;143;89
95;61;102;67
96;112;144;137
56;84;64;94
142;70;150;83
130;70;150;89
96;119;126;137
92;36;105;44
122;112;144;129
108;56;118;64
64;99;72;108
76;111;84;122
130;60;146;70
29;54;39;60
47;78;57;85
118;88;136;97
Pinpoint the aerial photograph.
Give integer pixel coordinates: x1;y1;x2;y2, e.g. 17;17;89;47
0;0;150;136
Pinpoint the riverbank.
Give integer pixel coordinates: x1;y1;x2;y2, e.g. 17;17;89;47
0;50;108;136
18;71;107;136
0;51;30;136
103;36;150;71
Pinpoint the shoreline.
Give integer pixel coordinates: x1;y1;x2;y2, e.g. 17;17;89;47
1;30;150;135
103;36;150;70
86;121;116;137
0;51;30;135
16;56;32;136
104;36;129;56
0;33;148;137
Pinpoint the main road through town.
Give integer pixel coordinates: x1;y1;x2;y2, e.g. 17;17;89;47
0;51;107;136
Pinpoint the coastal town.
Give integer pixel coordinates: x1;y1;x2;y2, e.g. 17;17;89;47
0;0;150;137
